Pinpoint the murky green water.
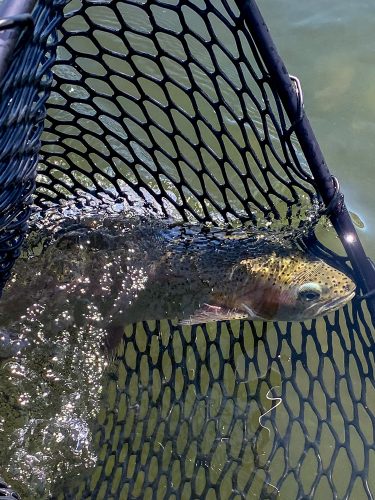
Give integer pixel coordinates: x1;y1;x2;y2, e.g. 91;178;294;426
262;0;375;259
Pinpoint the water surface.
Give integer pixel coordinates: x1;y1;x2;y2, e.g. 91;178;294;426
262;0;375;258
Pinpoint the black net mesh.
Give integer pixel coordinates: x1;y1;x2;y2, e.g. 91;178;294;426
63;304;375;500
0;0;64;290
1;0;375;499
38;0;318;226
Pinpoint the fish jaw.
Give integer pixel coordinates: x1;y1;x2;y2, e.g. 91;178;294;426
233;277;356;322
238;290;355;322
307;289;356;318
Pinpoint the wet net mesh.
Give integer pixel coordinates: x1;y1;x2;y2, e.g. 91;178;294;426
38;0;317;225
0;0;65;292
1;0;375;498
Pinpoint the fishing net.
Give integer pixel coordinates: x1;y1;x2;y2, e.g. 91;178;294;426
0;0;375;498
38;0;318;227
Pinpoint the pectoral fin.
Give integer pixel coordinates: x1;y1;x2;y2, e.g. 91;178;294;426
180;303;248;325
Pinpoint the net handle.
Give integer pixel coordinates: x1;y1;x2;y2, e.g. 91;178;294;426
236;0;375;318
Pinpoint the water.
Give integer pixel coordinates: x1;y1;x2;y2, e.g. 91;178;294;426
262;0;375;259
2;0;375;498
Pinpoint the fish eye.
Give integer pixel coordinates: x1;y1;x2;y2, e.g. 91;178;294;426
298;283;322;301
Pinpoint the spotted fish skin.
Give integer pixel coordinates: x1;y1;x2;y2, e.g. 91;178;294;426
0;214;356;338
150;225;355;324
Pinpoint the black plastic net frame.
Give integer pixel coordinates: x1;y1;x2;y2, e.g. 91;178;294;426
0;0;374;498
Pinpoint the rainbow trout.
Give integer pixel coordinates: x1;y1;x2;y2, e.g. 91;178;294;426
0;210;356;495
0;211;355;350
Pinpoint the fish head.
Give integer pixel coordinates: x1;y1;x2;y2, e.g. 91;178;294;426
232;251;356;321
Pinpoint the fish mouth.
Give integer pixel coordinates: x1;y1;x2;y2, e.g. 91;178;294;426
311;290;356;317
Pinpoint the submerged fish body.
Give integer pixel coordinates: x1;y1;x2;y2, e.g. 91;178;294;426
151;226;356;325
0;212;356;493
0;213;355;337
